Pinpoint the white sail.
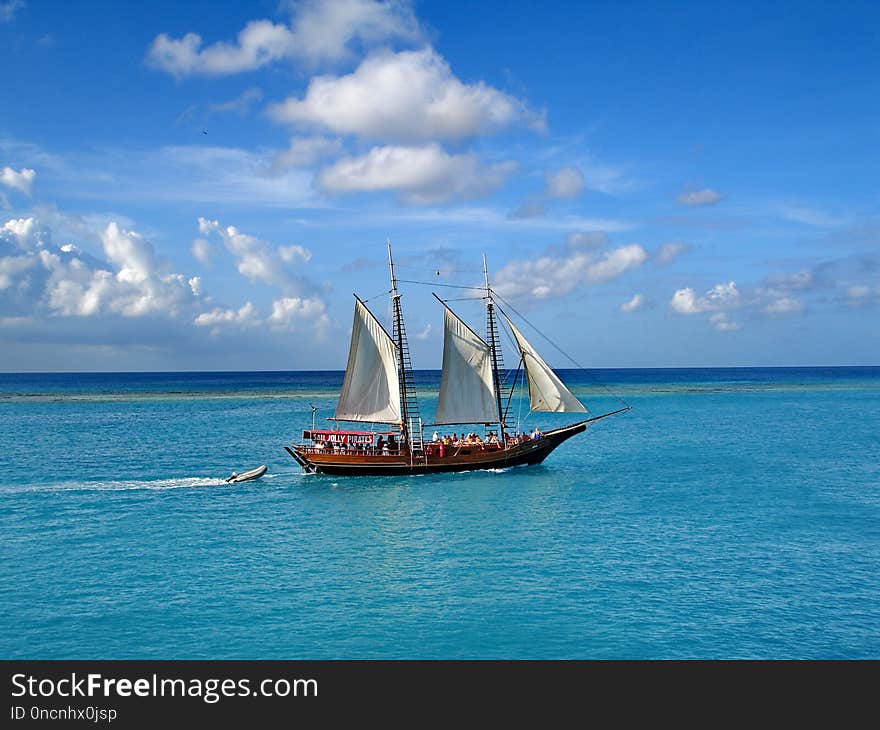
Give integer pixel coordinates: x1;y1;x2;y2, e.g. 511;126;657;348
334;298;402;423
435;306;499;425
503;315;587;413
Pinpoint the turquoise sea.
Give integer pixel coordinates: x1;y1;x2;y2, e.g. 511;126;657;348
1;367;878;659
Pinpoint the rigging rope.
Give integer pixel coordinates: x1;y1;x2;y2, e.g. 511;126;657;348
397;278;486;291
381;272;632;412
362;289;392;304
493;292;631;410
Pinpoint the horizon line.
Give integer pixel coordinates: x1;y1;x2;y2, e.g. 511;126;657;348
1;365;878;376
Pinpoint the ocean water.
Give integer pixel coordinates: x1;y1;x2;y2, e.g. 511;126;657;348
0;367;878;659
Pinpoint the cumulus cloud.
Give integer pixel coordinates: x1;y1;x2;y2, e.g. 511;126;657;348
709;312;741;331
146;0;421;77
655;241;690;266
677;188;722;206
669;278;810;331
545;167;584;199
317;144;517;204
620;293;645;313
268;48;544;142
670;281;740;315
0;217;199;319
415;323;432;340
2;216;49;248
0;167;36;196
268;296;330;332
197;217;314;292
194;295;332;337
493;241;648;300
272;136;343;172
194;301;259;330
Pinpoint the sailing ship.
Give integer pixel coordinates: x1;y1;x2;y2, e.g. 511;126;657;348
284;245;629;476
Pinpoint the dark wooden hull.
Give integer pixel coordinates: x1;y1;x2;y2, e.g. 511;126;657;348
284;421;587;476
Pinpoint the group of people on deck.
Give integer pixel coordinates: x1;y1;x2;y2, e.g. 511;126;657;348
310;427;545;458
426;427;543;457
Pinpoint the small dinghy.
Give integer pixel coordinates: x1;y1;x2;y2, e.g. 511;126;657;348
225;465;267;483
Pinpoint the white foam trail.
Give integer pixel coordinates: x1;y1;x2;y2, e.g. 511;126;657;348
2;476;231;494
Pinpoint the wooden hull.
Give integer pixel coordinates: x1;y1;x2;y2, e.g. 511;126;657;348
284;421;587;476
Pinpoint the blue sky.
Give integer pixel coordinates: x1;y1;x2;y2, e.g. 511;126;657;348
1;0;877;371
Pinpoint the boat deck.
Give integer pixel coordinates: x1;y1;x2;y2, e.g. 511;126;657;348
285;421;588;475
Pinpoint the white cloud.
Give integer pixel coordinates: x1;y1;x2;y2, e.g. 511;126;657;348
194;302;259;329
2;217;49;248
620;293;645;313
670;281;740;315
494;242;648;300
655;242;690;266
268;296;330;331
415;323;432;340
47;223;197;317
0;1;23;23
1;217;199;319
670;287;700;314
0;167;36;196
268;48;544;142
197;217;315;293
318;144;517;204
763;297;805;316
194;295;329;334
188;276;202;296
0;254;35;290
545;167;584;199
677;188;722;206
278;244;311;263
272;136;343;172
709;312;741;331
191;238;212;264
146;0;421;77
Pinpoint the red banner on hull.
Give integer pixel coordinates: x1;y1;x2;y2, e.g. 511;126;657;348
302;430;393;445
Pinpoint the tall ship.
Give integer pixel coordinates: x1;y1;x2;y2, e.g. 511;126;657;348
285;246;629;476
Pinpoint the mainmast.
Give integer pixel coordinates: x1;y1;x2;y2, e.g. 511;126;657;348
387;243;421;450
483;253;506;434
